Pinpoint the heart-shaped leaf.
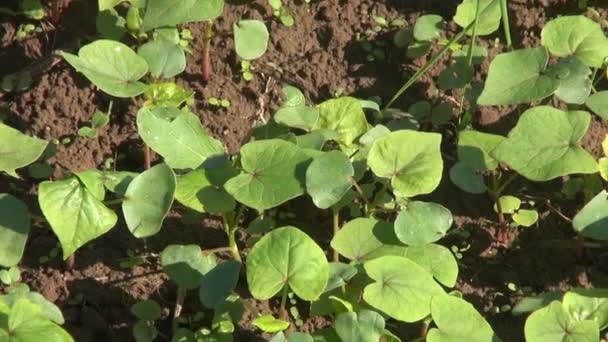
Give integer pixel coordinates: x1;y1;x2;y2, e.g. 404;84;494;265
75;169;106;201
138;39;186;79
454;0;501;36
102;171;138;196
368;130;443;198
234;20;269;60
331;218;407;262
1;286;65;324
137;107;224;170
324;262;358;293
0;194;30;267
548;57;592;105
0;123;47;173
335;310;385;342
585;91;608;120
363;256;444;322
395;201;453;246
122;163;176;238
563;289;608;330
175;167;236;214
406;244;458;287
513;209;539;227
225;140;311;211
39;177;117;259
477;47;559;106
458;130;505;171
161;245;217;289
449;162;487;194
525;301;598;342
541;15;608;68
305;151;354;209
313;97;369;148
573;190;608;240
491;106;596;181
4;298;73;342
247;226;329;301
62;40;148;98
199;261;241;309
428;295;499;341
142;0;224;32
413;15;444;41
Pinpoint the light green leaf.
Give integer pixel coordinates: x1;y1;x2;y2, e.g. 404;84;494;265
324;262;358;293
477;47;559;106
0;194;30;267
39;177;117;259
331;218;407;262
246;226;329;301
548;57;592;105
252;314;290;333
458;130;505;171
175;169;235;214
234;20;269;60
143;83;194;108
96;8;127;41
98;0;122;11
122;163;176;238
395;201;453;246
428;295;499;342
75;169;106;201
313;97;369;148
585;91;608;120
0;287;65;324
335;310;385;342
0;123;47;173
137;107;224;170
62;40;148;98
491;106;596;181
494;196;521;214
142;0;224;32
563;289;608;330
541;15;608;68
138;39;186;79
454;0;502;36
573;190;608;240
305;151;354;209
524;301;598;342
363;256;444;322
413;15;444;41
102;171;138;196
270;332;314;342
406;244;458;287
7;299;74;342
368;130;443;197
225;140;311;211
274;107;319;132
161;244;217;289
513;209;539;227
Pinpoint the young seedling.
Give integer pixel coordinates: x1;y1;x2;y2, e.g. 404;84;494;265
78;102;112;139
208;97;231;109
269;0;294;27
233;20;269;82
131;300;162;342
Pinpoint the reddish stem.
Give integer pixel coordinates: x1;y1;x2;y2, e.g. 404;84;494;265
143;145;151;170
202;21;213;82
65;254;75;270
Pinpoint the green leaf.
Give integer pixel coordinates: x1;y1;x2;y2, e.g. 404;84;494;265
137;107;224;170
524;301;598;342
428;295;499;341
234;20;269;60
477;47;559;106
199;261;240;308
270;332;314;342
313;97;369;148
143;83;194;108
541;15;608;68
274;107;319;132
394;201;453;246
0;287;65;324
96;8;127;41
224;140;311;211
335;310;385;342
368;130;443;197
39;177;117;259
102;171;137;196
161;244;217;289
99;0;122;11
449;162;487;194
142;0;224;31
413;15;444;41
92;110;110;129
133;320;157;342
7;299;74;342
585;91;608;120
62;40;148;98
491;106;596;181
175;169;235;214
454;0;502;36
75;169;106;201
131;300;162;321
331;218;407;262
548;57;592;105
0;194;30;267
324;262;358;293
252;314;290;333
458;130;504;171
0;123;47;173
22;0;45;20
363;256;444;322
406;244;458;287
122;163;176;238
247;226;329;301
563;289;608;330
138;40;186;79
513;209;539;227
494;196;521;214
573;190;608;240
305;151;354;209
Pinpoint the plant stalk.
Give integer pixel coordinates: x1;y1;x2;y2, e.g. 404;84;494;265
466;0;481;66
201;246;233;255
173;287;186;324
332;209;340;262
202;21;214;82
103;198;124;206
65;254;75;270
349;176;369;215
143;145;151;170
500;0;513;49
279;285;289;321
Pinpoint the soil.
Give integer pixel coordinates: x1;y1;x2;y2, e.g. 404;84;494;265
1;0;608;341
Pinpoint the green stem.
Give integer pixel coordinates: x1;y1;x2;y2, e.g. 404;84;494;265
332;209;340;262
385;22;473;109
500;0;512;49
279;285;289;320
466;0;481;66
227;225;242;263
495;173;518;196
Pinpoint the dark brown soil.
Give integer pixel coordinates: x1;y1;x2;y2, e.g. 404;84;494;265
1;0;608;341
